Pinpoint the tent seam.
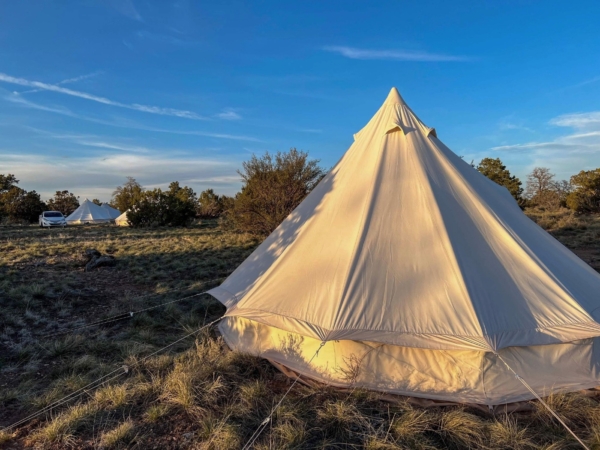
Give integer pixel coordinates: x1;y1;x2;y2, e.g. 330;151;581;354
227;307;600;344
331;130;389;336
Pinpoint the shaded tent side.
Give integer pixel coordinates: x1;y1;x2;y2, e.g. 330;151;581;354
101;203;121;219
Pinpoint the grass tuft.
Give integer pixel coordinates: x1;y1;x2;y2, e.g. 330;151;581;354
437;409;485;448
488;415;535;450
0;430;14;445
94;384;129;409
99;419;135;448
29;402;98;445
196;413;241;450
161;367;198;413
144;404;170;422
391;408;437;448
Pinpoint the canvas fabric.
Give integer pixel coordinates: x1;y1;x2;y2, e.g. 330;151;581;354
115;210;130;226
66;199;112;224
219;316;600;405
209;88;600;404
101;203;121;219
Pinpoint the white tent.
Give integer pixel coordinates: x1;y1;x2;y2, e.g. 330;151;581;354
101;203;121;219
115;210;130;226
66;199;112;224
209;88;600;405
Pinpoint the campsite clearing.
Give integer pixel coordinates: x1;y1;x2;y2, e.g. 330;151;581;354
1;212;600;449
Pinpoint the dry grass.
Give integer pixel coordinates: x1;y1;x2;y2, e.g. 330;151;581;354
28;402;99;446
488;415;535;450
98;419;135;448
1;215;600;448
525;207;600;248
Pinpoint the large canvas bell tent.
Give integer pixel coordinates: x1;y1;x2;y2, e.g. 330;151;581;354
209;88;600;405
66;199;112;224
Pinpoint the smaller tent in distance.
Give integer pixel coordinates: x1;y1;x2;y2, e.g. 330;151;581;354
66;199;112;224
115;210;130;226
101;203;121;219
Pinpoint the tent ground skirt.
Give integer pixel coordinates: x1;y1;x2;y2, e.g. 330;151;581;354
219;316;600;406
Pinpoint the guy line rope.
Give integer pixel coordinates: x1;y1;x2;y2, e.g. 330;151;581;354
241;341;326;450
38;277;226;339
1;316;223;434
494;352;590;450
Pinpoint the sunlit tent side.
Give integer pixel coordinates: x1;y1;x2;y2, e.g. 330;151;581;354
101;203;121;219
65;198;112;224
115;210;130;226
208;88;600;406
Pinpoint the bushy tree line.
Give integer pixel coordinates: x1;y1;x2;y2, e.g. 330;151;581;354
0;175;80;223
5;149;598;229
125;182;198;227
46;190;80;216
110;148;322;233
0;174;46;223
111;178;201;227
197;189;233;219
566;169;600;213
475;158;600;214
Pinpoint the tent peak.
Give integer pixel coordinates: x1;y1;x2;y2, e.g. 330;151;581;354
385;87;405;105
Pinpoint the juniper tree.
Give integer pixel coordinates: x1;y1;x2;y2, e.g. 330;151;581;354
476;158;523;203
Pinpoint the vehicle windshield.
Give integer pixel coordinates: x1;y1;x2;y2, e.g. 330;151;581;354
44;212;64;218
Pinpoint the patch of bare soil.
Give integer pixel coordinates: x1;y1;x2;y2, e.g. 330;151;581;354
571;248;600;272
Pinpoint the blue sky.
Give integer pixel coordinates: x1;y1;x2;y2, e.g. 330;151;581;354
1;0;600;201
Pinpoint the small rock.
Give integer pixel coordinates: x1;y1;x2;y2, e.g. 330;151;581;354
85;255;116;271
85;248;102;259
182;432;194;441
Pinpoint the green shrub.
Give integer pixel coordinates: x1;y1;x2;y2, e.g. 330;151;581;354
226;148;325;235
566;169;600;214
127;183;197;227
197;189;233;219
476;157;524;204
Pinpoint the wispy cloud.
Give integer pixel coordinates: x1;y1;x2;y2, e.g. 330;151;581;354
77;141;151;153
133;126;262;141
5;95;263;142
499;123;532;132
20;71;103;94
556;75;600;92
24;126;222;157
498;117;534;133
323;46;470;62
490;110;600;179
6;93;78;117
0;151;241;200
0;72;207;120
549;112;600;129
108;0;143;22
216;109;242;120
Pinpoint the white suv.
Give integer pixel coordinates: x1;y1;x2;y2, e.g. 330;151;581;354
39;211;67;228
